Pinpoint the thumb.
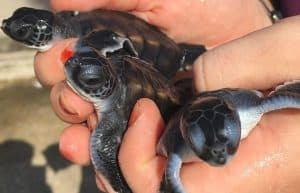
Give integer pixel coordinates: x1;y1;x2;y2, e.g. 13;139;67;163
193;16;300;92
119;98;166;193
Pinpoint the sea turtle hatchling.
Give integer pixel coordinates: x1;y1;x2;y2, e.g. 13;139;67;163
157;80;300;193
1;7;206;78
63;32;188;193
64;34;300;192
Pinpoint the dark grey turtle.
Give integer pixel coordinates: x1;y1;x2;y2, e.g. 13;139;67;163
64;32;188;193
1;7;206;78
158;80;300;193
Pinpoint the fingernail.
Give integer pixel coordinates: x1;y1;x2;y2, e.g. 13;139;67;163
60;40;77;63
87;113;99;131
61;48;74;64
128;99;143;126
131;11;149;22
95;172;116;193
95;174;106;192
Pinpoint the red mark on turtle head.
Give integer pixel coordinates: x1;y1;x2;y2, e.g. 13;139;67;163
61;48;74;64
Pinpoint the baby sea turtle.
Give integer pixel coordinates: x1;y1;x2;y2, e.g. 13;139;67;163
1;7;206;78
158;81;300;193
64;32;187;193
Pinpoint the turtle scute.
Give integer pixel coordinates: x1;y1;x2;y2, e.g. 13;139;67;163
180;96;241;166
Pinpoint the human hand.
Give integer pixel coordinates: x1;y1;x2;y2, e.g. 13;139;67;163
33;1;299;192
122;16;300;193
117;16;300;193
51;0;273;47
34;13;300;193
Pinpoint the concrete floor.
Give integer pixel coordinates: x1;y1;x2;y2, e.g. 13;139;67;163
0;80;100;193
0;1;100;193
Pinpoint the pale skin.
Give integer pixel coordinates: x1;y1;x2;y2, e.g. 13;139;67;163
33;0;300;192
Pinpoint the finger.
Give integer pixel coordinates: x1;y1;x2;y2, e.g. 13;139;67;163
119;98;166;193
95;172;117;193
34;38;77;87
59;124;91;165
95;174;106;192
50;82;94;123
193;16;300;92
51;0;156;12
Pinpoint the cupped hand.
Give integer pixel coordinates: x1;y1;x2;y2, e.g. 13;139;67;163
51;0;273;47
33;1;300;192
120;16;300;193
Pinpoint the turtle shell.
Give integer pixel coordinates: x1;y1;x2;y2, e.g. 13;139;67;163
2;7;206;78
56;9;202;78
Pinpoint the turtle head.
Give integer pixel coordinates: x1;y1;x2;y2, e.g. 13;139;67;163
64;54;117;102
181;97;241;166
1;7;54;50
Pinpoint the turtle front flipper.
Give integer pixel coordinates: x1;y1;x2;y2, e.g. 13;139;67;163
261;80;300;113
160;154;185;193
90;111;131;193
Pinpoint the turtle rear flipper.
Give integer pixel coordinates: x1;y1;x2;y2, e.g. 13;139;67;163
178;44;206;71
160;153;185;193
261;80;300;113
90;112;131;193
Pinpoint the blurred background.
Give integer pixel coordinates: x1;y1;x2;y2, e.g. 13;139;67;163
0;1;99;192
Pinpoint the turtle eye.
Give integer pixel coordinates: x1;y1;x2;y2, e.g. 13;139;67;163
14;27;32;40
10;22;33;41
80;73;104;86
15;27;30;39
78;65;108;88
